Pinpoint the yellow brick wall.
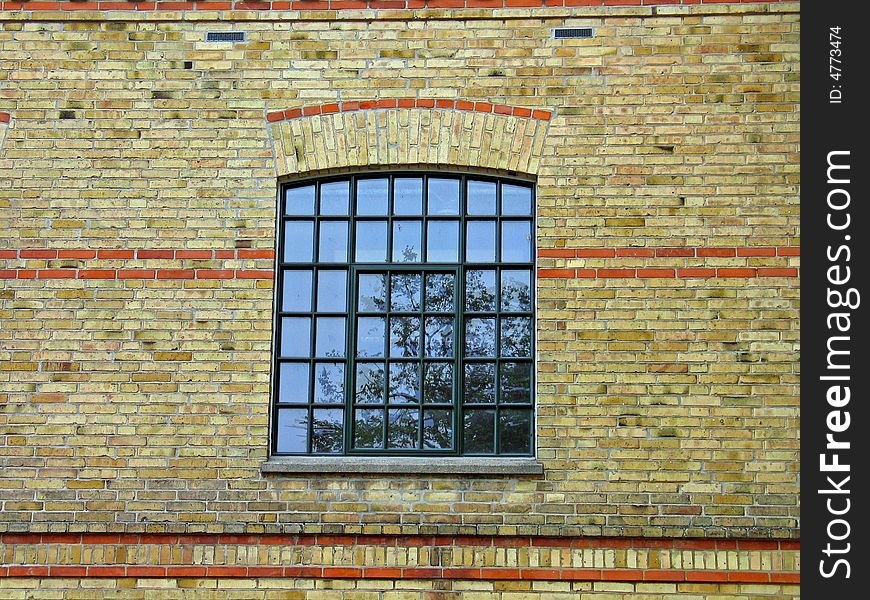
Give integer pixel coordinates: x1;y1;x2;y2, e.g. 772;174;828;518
0;2;799;545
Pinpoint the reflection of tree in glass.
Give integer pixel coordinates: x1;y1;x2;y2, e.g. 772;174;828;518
389;363;420;404
400;245;419;263
501;317;531;357
388;408;418;448
425;317;453;358
465;318;496;357
465;270;496;311
464;410;494;453
390;273;421;311
390;317;420;357
499;410;531;453
311;410;343;453
356;364;385;404
354;409;383;449
425;274;453;311
424;363;452;404
464;363;495;403
358;275;387;312
423;410;452;449
500;362;530;403
314;364;344;404
501;273;531;311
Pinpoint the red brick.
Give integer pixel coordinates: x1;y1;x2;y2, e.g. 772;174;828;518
97;249;135;259
197;269;234;279
166;566;207;577
697;248;736;257
474;102;493;113
576;249;614;258
8;566;50;577
560;569;603;580
16;269;37;279
637;268;675;278
118;270;156;279
284;108;303;119
57;249;97;259
757;268;798;277
531;110;552;120
728;571;770;583
49;566;88;577
236;249;275;259
20;249;57;258
87;566;126;577
322;567;364;578
363;567;403;578
537;268;575;278
157;269;196;279
520;568;561;579
770;572;801;583
777;247;800;256
137;250;174;259
678;268;715;278
175;250;213;259
644;569;685;581
737;247;776;257
615;248;654;257
538;248;576;258
597;269;636;278
686;571;728;582
126;566;166;577
603;569;643;581
78;269;116;279
442;568;482;579
246;566;284;577
656;248;695;257
717;268;756;278
513;107;532;117
38;269;75;278
235;269;273;279
283;566;324;577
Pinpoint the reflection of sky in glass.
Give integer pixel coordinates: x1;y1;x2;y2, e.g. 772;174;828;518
427;221;459;262
501;221;532;262
277;409;308;453
320;181;349;215
282;270;312;312
427;178;460;215
315;317;345;358
467;180;496;215
394;178;423;215
281;317;310;357
317;270;347;312
284;221;313;262
285;185;315;215
357;179;389;215
318;221;348;263
356;317;386;357
279;363;309;404
355;221;388;262
466;221;496;262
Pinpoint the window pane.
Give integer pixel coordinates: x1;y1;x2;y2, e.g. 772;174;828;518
394;178;423;215
318;221;348;263
464;362;496;404
425;273;454;312
465;270;496;311
426;220;459;262
390;316;421;358
501;221;532;262
315;317;345;358
358;274;386;312
465;318;496;357
502;184;532;215
313;363;344;405
466;221;496;262
320;180;349;215
283;221;314;262
424;363;453;404
354;408;383;449
467;180;496;215
312;408;343;454
317;270;347;312
501;270;532;312
282;270;312;312
356;317;386;357
388;408;419;449
425;317;453;358
355;221;388;262
392;220;422;262
501;317;532;358
355;363;385;404
278;363;309;404
498;409;532;454
285;185;315;215
280;317;310;358
427;178;459;215
463;409;495;454
500;362;532;404
390;273;421;312
357;178;389;215
423;410;453;449
276;408;308;453
389;362;420;404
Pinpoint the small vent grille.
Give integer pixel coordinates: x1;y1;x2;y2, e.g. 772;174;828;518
206;31;246;43
554;27;594;39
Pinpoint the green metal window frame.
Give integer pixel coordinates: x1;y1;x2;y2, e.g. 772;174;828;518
271;171;535;457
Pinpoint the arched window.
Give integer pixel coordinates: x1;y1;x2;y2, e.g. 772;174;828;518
272;172;535;456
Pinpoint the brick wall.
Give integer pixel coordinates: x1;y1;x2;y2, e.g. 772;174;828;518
0;1;799;595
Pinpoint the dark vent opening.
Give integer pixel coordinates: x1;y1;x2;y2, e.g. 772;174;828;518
554;28;594;39
206;32;246;43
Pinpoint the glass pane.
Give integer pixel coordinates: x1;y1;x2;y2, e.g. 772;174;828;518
317;270;347;312
425;273;454;312
311;408;343;454
318;221;348;263
427;178;460;215
467;180;496;215
465;270;496;311
499;409;532;454
357;178;389;215
466;221;496;262
389;362;420;404
356;317;386;358
355;363;385;404
313;363;344;405
355;221;388;262
501;221;532;262
285;185;315;215
426;221;459;262
320;180;349;215
423;410;452;449
388;408;419;449
283;221;314;262
282;270;312;312
425;317;453;358
390;316;421;358
315;317;345;358
500;362;532;404
501;317;532;358
465;318;496;357
424;363;453;404
501;270;532;312
390;273;421;312
280;317;310;358
276;408;308;453
278;363;309;404
463;409;495;454
392;221;422;262
394;178;423;215
353;408;383;449
502;184;532;215
464;362;496;404
358;274;387;312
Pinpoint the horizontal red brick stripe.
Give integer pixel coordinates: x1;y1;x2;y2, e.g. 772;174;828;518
0;0;799;11
267;99;552;123
0;269;273;280
538;267;797;279
538;246;798;258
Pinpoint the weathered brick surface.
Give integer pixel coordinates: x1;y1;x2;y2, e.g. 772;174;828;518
0;0;799;555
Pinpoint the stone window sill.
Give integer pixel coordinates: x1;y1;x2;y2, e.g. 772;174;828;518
261;456;544;476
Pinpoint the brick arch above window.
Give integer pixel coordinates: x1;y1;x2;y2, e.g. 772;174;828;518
267;101;552;178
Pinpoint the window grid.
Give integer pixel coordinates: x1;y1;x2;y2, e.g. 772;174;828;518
272;173;535;457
